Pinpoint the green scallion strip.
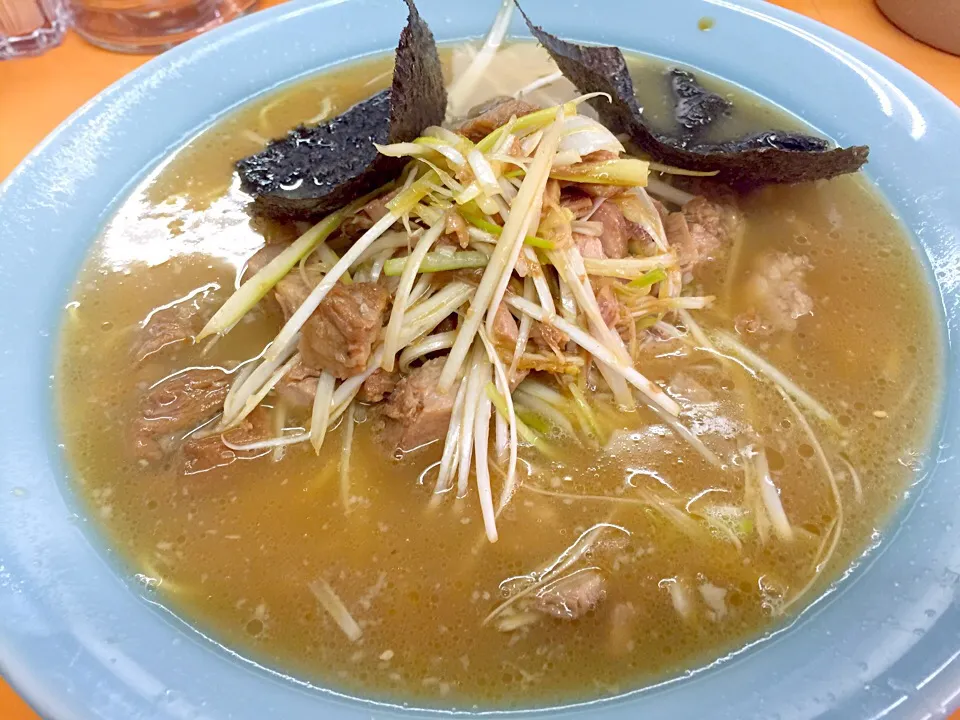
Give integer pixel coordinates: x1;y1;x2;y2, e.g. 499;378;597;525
567;381;603;441
485;383;542;447
460;207;555;249
635;315;660;331
628;267;668;289
515;407;551;436
550;158;650;186
383;251;489;277
476;102;576;153
387;170;439;216
197;199;360;341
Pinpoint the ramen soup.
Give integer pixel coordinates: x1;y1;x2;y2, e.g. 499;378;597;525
57;34;941;708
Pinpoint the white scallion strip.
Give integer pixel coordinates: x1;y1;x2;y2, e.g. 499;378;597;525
497;175;518;202
711;330;837;428
754;447;793;541
660;578;694;621
397;282;474;348
407;274;433;308
352;231;415;268
423;125;470;148
649;162;719;177
549;247;635;409
328;349;383;413
494;405;508;464
506;295;680;416
457;348;487;498
648;399;724;469
339;402;355;513
777;387;844;614
468;149;501;196
479;327;518;514
524;247;556;316
583;197;606;222
514;395;576;437
514;70;564;98
382;218;446;371
222;353;265;422
520;129;544;157
414;137;467;166
581;255;676;279
646;176;696;206
508;277;536;382
433;374;470;496
222;432;310;452
558;114;624;157
557;275;577;322
440;110;564;392
551;150;583;168
839;454;864;504
517;379;571;409
374;141;436;159
446;0;514;118
221;347;300;431
308;578;362;642
383;250;488;277
309;373;337;454
624;187;670;253
473;365;498;543
368;248;394;283
398;331;456;372
551;247;630;365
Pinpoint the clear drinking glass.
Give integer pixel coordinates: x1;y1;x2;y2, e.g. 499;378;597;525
67;0;259;54
0;0;68;59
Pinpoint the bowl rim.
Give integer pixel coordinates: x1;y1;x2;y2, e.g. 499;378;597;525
1;0;959;718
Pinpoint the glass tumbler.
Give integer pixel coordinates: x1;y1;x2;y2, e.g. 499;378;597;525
67;0;259;54
0;0;68;59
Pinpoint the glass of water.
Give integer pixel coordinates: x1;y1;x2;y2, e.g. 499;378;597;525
0;0;68;59
68;0;259;54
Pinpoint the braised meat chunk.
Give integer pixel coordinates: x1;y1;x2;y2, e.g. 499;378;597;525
134;368;231;461
379;358;454;452
299;282;390;379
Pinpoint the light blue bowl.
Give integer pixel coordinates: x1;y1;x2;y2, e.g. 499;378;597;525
1;0;959;717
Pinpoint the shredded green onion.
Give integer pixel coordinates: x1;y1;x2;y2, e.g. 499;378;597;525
485;383;544;449
383;251;489;276
514;407;552;435
387;171;439;215
476;102;576;153
580;255;675;279
460;206;554;249
648;162;719;177
197;198;362;340
567;381;603;442
628;267;668;289
550;158;650;186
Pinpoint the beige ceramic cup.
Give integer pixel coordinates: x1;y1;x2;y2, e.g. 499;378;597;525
876;0;960;55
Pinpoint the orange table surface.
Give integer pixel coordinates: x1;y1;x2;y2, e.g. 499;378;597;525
1;0;959;718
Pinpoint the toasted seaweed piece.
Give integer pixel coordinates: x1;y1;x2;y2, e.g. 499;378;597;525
518;4;868;185
671;68;731;136
237;0;446;220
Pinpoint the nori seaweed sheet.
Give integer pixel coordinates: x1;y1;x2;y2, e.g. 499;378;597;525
518;5;869;186
671;68;731;136
237;0;446;220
